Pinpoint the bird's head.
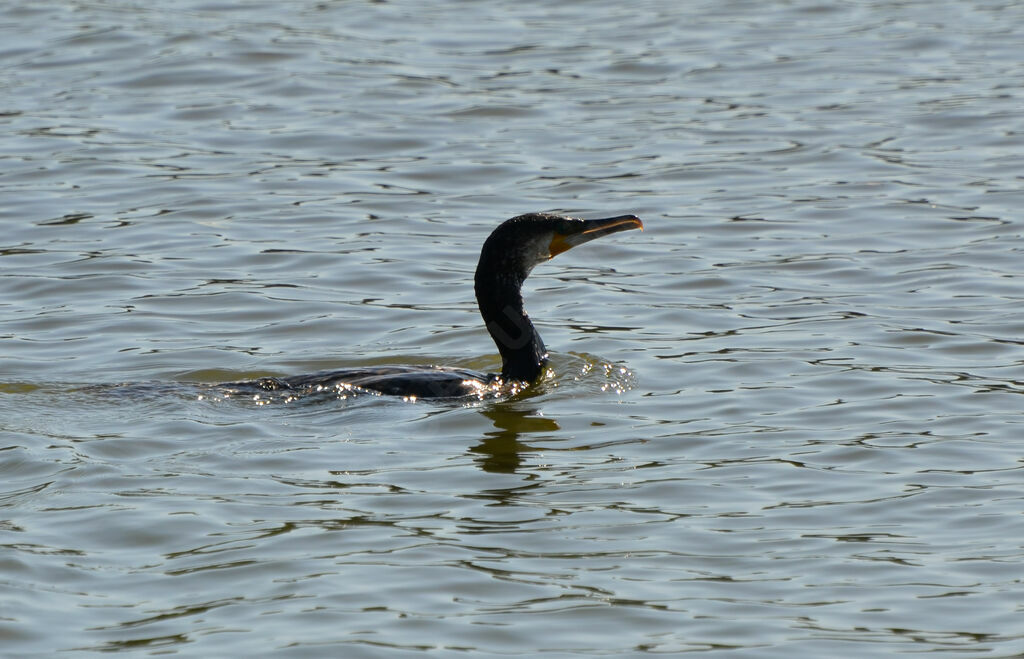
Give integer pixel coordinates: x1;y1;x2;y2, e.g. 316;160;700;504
478;212;644;283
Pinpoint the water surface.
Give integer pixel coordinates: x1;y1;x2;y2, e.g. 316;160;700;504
3;0;1024;656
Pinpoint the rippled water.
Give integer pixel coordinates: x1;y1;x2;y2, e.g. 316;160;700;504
3;0;1024;655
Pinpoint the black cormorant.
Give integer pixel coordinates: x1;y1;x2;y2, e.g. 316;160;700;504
226;213;642;400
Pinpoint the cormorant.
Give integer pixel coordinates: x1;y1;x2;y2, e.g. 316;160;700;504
225;213;642;400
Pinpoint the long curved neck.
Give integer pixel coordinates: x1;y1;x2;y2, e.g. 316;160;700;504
475;269;548;383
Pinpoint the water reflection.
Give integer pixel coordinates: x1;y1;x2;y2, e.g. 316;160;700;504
470;405;560;474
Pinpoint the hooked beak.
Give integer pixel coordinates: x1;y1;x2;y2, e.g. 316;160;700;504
549;215;644;257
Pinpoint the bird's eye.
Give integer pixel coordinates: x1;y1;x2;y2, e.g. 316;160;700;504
556;219;580;235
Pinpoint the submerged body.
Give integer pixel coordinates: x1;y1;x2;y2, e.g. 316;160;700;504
227;365;499;400
225;213;642;400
